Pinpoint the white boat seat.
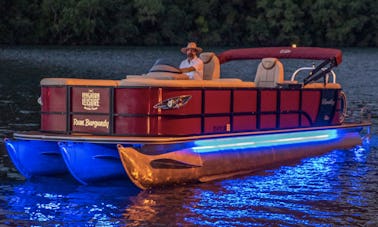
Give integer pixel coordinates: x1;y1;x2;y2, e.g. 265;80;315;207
255;58;284;87
200;52;220;80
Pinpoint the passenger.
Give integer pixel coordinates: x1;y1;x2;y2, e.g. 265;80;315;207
179;42;204;80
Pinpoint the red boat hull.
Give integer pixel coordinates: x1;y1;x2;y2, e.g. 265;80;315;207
40;80;344;136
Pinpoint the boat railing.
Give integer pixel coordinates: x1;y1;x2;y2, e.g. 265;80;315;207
291;66;337;84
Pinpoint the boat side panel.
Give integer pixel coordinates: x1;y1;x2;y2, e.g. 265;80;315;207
114;88;203;135
259;90;278;129
114;116;150;135
314;89;339;126
280;113;300;129
41;86;67;112
114;87;157;135
204;90;230;114
332;90;343;124
161;89;202;115
40;81;342;136
280;90;300;128
302;90;321;125
156;116;202;135
114;88;156;114
204;116;230;133
41;114;67;132
233;90;258;131
233;115;257;132
280;90;300;112
41;86;67;132
260;90;277;112
260;114;277;129
233;90;257;113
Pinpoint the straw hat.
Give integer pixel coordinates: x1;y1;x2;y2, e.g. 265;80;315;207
181;42;203;54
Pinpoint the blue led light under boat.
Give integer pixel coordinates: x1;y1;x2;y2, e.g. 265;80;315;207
192;129;339;153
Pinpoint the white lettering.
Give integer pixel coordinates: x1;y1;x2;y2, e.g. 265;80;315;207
280;49;291;54
73;118;109;129
321;98;335;105
73;118;85;126
82;90;100;110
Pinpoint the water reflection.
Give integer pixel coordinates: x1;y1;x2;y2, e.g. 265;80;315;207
1;177;139;226
182;146;377;226
124;188;199;226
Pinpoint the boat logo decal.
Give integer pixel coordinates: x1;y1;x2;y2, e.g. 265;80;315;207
153;95;192;110
82;89;100;110
321;98;335;106
279;49;291;54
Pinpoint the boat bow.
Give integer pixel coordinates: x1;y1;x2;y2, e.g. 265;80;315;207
118;145;203;189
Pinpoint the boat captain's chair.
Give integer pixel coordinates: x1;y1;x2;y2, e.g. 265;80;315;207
255;58;284;87
200;52;220;80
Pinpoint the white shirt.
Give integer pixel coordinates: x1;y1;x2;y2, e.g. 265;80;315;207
179;56;204;80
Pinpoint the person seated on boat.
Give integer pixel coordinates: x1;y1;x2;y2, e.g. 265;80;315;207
179;42;204;80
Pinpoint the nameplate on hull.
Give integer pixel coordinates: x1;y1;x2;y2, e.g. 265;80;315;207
71;115;110;133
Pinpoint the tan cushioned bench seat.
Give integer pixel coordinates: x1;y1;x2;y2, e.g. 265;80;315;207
126;72;189;80
40;78;120;86
304;83;341;89
40;77;254;88
119;78;255;88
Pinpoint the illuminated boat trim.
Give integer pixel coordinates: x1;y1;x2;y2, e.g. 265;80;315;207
192;129;338;153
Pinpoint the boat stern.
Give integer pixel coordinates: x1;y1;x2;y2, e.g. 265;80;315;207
3;138;67;178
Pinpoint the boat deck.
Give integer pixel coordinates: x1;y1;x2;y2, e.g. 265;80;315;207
14;122;370;144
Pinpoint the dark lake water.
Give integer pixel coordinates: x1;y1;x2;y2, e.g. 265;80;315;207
0;46;377;226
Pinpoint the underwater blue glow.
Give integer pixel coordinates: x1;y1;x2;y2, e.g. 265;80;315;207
2;178;139;226
193;129;338;153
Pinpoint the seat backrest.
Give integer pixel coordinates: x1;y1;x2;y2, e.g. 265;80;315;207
199;52;220;80
255;58;284;87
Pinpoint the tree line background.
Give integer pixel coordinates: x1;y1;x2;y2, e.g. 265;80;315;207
0;0;377;47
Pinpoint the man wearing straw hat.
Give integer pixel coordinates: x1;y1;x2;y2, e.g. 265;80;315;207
179;42;204;80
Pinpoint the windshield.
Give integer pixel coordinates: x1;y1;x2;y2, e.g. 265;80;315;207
149;59;181;74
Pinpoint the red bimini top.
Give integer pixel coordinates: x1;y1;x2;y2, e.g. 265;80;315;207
217;47;342;66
